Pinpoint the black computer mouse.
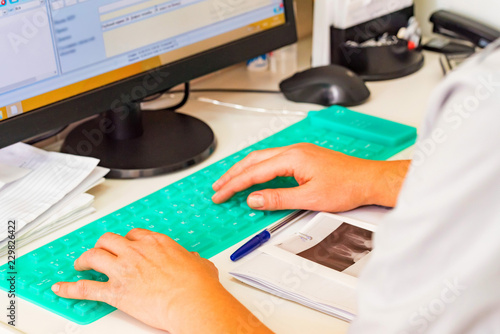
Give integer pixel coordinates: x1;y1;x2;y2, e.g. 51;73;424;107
279;65;371;107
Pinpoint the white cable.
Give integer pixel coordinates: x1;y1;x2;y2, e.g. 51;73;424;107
197;97;308;116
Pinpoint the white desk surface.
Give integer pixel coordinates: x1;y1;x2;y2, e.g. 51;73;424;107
5;40;445;334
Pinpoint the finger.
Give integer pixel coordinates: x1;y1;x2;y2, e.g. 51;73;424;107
126;228;179;252
212;154;294;204
74;248;117;274
52;280;109;303
125;228;156;241
94;232;130;256
247;186;311;211
212;147;289;191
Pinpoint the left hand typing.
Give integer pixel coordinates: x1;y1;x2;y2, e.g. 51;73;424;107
51;229;271;334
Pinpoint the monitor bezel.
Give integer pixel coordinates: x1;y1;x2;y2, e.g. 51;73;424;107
0;0;297;147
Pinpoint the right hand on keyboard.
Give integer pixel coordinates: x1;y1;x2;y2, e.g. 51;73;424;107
211;143;410;212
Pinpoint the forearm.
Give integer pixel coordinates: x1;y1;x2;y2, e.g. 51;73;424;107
166;281;273;334
365;160;411;208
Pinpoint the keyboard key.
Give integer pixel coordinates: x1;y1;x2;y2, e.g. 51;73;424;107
188;240;214;254
34;268;51;278
17;277;32;289
73;272;95;281
359;151;376;159
64;251;80;261
27;250;49;264
111;211;128;221
207;206;224;217
75;229;96;241
94;274;109;282
188;201;209;211
230;221;254;233
342;147;358;156
125;203;147;215
60;236;80;248
210;227;234;240
43;289;59;302
217;160;230;170
330;134;354;145
162;188;179;199
74;300;98;316
0;267;9;280
200;168;216;178
45;242;64;255
175;181;192;193
54;270;73;281
313;139;329;147
245;211;265;221
139;197;157;207
230;153;244;161
364;143;385;153
59;298;78;309
188;174;204;183
214;215;233;226
96;217;118;231
353;140;371;149
30;278;53;295
48;259;70;270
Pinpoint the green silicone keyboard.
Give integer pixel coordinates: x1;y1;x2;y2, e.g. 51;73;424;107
0;106;416;324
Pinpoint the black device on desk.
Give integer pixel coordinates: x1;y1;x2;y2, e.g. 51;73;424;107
329;4;424;81
423;10;500;74
279;65;371;107
0;0;297;178
428;10;500;50
424;10;500;55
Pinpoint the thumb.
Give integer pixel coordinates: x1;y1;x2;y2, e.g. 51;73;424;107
247;187;305;211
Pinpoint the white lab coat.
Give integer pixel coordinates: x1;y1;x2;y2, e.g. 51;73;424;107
350;39;500;334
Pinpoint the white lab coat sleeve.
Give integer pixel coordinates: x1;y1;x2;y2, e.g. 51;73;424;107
349;44;500;334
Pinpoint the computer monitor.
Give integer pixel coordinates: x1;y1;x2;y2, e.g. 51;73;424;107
0;0;297;178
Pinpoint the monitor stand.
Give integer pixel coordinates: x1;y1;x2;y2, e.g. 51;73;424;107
61;103;216;179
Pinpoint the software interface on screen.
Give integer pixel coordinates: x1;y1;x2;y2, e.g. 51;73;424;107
0;0;285;122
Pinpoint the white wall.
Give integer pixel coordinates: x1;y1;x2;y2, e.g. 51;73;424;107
415;0;500;36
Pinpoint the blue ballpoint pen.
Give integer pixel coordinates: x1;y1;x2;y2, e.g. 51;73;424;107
230;210;308;261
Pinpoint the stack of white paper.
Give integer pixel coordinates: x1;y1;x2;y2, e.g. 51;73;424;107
0;143;109;256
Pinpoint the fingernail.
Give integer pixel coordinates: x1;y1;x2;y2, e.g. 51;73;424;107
211;193;219;202
248;194;265;209
212;180;222;191
51;284;60;293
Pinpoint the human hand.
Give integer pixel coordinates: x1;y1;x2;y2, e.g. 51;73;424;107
51;229;269;333
212;143;410;212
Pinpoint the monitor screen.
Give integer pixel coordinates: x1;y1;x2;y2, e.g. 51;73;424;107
0;0;296;178
0;0;287;121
